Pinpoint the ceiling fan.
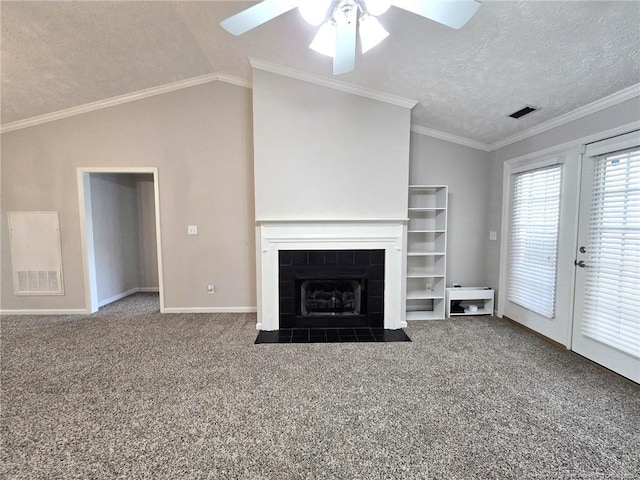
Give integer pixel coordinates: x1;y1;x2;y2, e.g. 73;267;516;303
220;0;481;75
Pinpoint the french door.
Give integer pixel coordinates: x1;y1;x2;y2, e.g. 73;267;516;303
571;132;640;383
502;153;579;345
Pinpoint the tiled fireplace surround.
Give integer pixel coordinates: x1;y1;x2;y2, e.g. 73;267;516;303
256;221;407;331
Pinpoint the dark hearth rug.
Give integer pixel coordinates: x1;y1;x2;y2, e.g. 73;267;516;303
255;328;411;344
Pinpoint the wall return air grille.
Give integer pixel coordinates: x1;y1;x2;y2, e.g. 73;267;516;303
8;212;64;295
16;270;60;293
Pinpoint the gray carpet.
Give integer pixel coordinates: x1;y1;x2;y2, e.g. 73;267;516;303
1;293;638;479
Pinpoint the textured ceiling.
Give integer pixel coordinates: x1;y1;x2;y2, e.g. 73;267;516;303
1;1;639;145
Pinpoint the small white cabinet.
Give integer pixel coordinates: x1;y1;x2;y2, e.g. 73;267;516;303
445;287;494;317
406;185;447;320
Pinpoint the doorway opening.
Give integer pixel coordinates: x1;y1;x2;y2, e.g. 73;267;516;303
77;167;165;313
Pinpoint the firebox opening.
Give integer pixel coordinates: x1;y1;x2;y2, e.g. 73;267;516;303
278;249;384;328
301;279;364;316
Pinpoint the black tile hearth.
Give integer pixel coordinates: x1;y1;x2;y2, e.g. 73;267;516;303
255;328;411;344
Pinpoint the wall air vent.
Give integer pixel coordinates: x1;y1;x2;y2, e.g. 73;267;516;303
8;211;65;295
509;106;538;119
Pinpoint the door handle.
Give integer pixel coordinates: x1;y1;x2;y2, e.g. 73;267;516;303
575;260;587;268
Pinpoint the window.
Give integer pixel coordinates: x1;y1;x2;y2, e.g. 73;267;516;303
508;165;562;319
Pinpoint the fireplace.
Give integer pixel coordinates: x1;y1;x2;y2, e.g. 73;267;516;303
279;249;384;328
255;221;406;331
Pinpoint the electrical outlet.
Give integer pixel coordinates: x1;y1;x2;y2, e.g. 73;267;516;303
489;231;497;241
207;283;215;294
188;225;198;235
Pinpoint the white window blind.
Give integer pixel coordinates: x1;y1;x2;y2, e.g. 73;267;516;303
581;147;640;358
508;165;562;319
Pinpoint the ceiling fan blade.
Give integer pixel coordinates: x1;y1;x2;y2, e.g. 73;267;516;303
220;0;300;36
333;9;357;75
391;0;481;29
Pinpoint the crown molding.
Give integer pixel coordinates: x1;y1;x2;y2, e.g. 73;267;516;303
410;125;491;151
489;83;640;151
0;73;251;134
215;73;252;90
249;58;417;109
493;121;640;165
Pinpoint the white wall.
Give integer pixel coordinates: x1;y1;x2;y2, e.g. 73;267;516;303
90;173;141;303
252;69;411;221
136;174;159;289
5;67;630;314
409;133;491;287
0;81;256;311
486;96;640;307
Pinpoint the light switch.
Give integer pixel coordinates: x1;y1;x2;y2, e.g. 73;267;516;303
489;231;497;241
188;225;198;235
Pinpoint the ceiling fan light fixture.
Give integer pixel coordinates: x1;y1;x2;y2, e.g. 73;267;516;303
298;0;333;26
310;21;337;58
219;0;482;75
359;14;389;53
364;0;392;16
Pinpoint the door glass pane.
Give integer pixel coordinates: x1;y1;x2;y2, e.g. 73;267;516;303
508;165;562;319
581;148;640;358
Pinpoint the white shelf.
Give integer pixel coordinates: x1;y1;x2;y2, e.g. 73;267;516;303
409;185;447;190
447;287;494;300
407;210;447;231
406;298;445;320
445;287;494;318
450;308;493;316
407;256;445;277
407;293;444;300
406;310;444;321
405;185;447;321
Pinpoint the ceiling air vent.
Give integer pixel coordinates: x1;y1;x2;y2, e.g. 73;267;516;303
509;106;538;119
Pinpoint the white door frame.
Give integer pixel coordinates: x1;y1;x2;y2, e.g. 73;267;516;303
77;167;165;313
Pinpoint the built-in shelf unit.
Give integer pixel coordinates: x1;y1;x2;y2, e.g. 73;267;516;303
445;287;495;317
406;185;447;320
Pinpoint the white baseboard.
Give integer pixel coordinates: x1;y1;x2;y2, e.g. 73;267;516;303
1;295;253;316
98;287;159;307
163;307;257;314
0;308;88;316
98;288;139;307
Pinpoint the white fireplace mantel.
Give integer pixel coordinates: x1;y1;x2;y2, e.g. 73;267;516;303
255;220;408;331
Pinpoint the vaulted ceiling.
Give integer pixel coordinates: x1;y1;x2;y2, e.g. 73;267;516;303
1;1;639;147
